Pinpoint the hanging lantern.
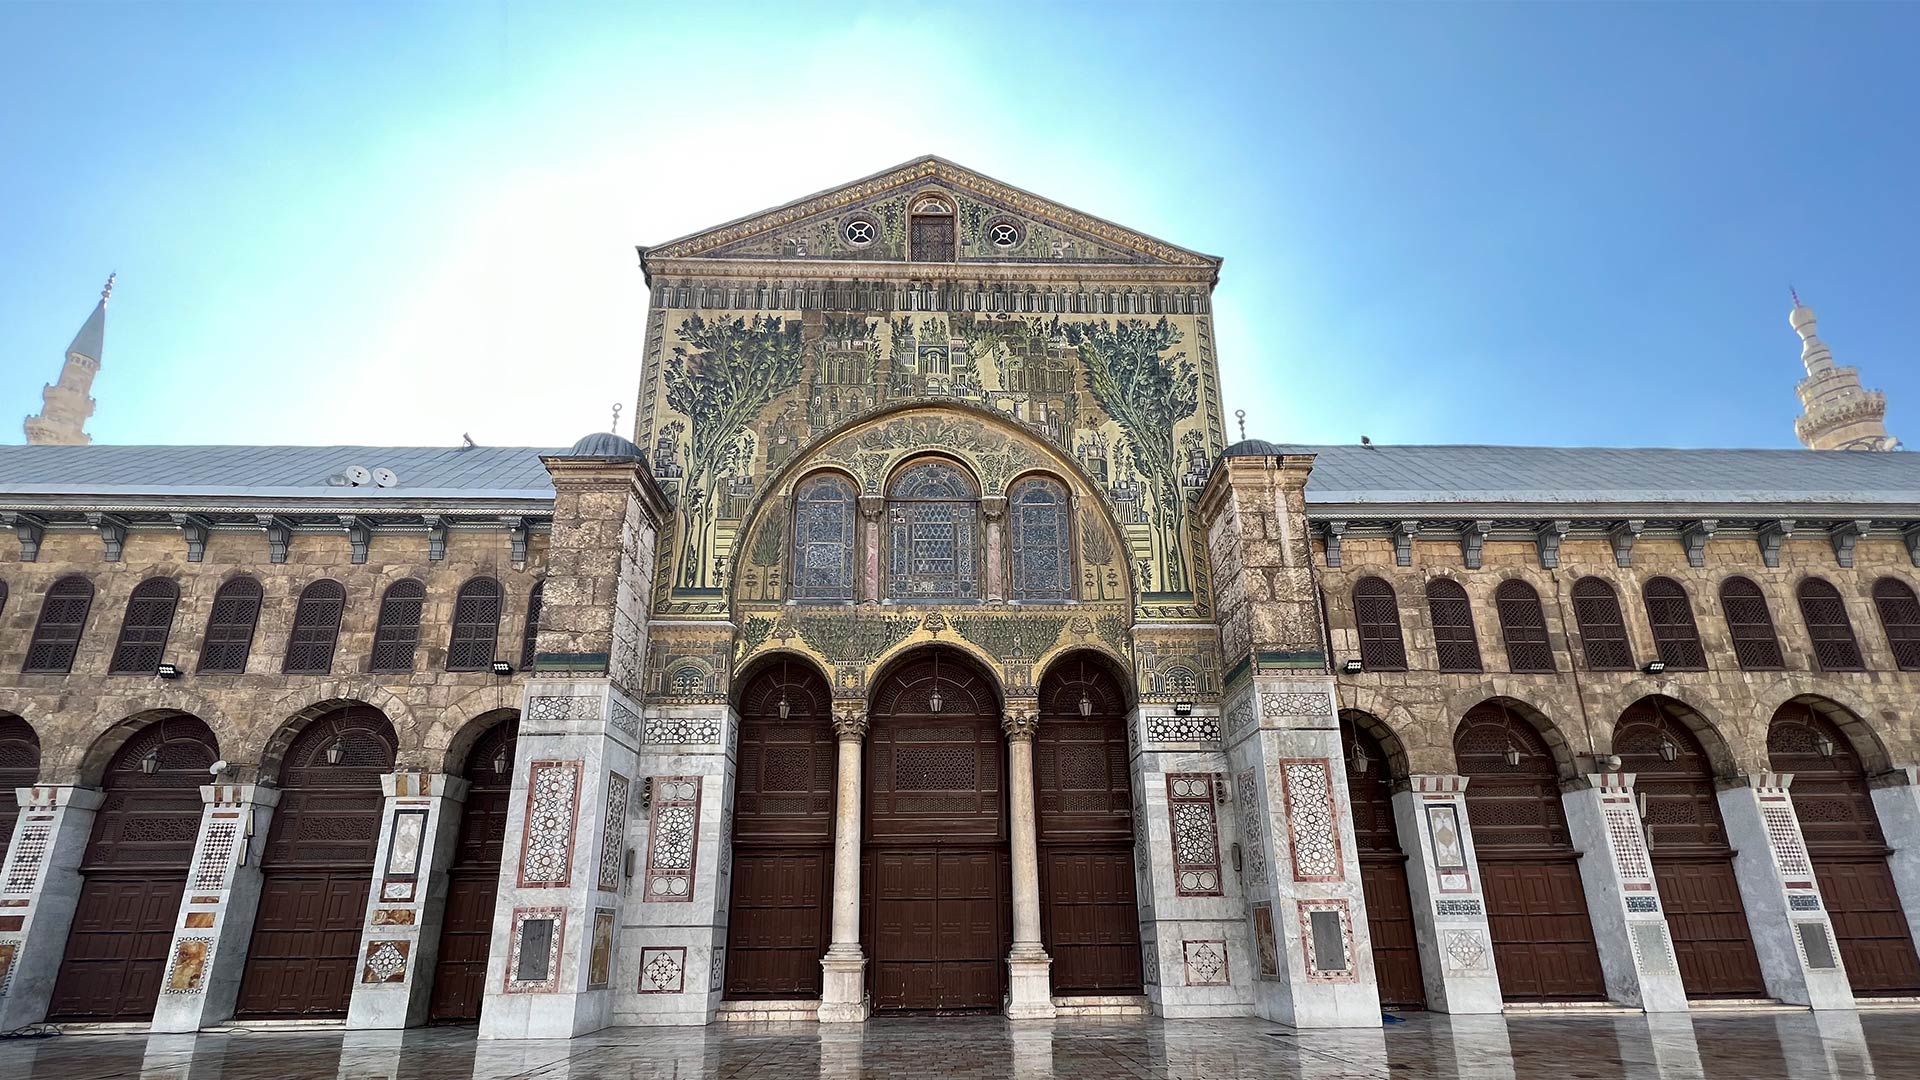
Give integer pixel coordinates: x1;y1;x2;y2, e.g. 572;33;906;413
1658;736;1678;763
1503;742;1522;768
325;738;347;766
140;748;160;775
929;650;944;713
1078;692;1093;718
492;743;511;777
1815;732;1836;758
778;695;791;720
1349;740;1369;776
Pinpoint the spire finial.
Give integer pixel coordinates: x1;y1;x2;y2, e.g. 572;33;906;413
1790;284;1801;309
611;401;623;434
1234;409;1246;441
102;272;116;303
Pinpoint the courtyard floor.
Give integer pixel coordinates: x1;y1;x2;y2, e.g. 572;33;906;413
0;1007;1915;1079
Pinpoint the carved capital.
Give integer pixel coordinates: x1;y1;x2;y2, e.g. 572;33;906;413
1002;706;1040;742
980;495;1009;522
832;702;869;740
858;495;887;521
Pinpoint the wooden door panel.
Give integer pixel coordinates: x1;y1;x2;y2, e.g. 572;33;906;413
724;850;828;998
1479;860;1606;1001
47;876;183;1021
1652;858;1766;998
237;870;370;1018
1815;859;1920;994
1359;856;1425;1008
1040;848;1141;995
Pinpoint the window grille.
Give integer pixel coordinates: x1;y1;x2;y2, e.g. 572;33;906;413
792;474;857;601
1798;579;1864;672
284;580;346;674
446;577;502;672
520;580;544;671
1009;476;1072;602
1873;578;1920;671
198;577;262;673
109;578;180;674
1425;578;1482;673
1352;577;1408;671
886;461;980;601
1720;577;1784;670
24;575;94;674
1643;577;1706;670
369;579;426;673
1571;577;1634;671
1494;580;1555;673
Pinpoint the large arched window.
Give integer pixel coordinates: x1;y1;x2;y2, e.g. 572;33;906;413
1425;578;1482;673
791;473;857;602
1798;578;1864;672
108;578;180;674
1719;577;1783;670
446;577;502;671
520;580;544;671
199;576;263;673
24;575;94;674
1872;578;1920;671
886;460;980;600
284;580;346;674
368;578;426;673
1494;580;1555;673
1009;475;1072;602
1571;577;1633;671
1642;577;1706;670
1352;576;1408;671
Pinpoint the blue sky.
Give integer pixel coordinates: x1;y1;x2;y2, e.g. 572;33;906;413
2;2;1915;451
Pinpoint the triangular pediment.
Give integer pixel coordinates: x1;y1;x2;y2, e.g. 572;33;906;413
644;155;1219;269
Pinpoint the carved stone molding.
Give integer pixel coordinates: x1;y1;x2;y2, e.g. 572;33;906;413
831;701;869;741
1002;705;1040;742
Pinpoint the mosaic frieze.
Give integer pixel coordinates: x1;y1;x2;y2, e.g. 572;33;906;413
1136;631;1223;704
643;776;702;902
646;631;732;703
1142;712;1221;746
518;761;582;888
526;695;602;722
642;714;723;745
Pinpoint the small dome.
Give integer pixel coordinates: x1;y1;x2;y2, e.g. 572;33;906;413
1790;304;1818;331
566;431;643;459
1222;438;1289;458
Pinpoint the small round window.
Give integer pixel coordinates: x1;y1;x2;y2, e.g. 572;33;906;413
988;221;1022;249
842;216;877;247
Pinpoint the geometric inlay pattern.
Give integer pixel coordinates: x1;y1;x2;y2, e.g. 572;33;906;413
1145;713;1221;745
2;822;50;896
1262;691;1333;719
191;821;238;891
1603;803;1651;882
1182;939;1229;986
1166;773;1222;897
503;907;566;994
1236;769;1266;887
1763;803;1815;879
1789;893;1822;912
643;714;723;745
1626;895;1661;914
527;695;602;721
519;760;583;887
1434;899;1483;919
1279;759;1343;882
599;772;630;892
1444;929;1488;971
639;946;687;993
642;776;701;902
1297;898;1359;982
361;939;409;984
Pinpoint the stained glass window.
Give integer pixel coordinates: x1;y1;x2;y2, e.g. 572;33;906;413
792;473;857;601
1009;476;1072;602
887;460;980;600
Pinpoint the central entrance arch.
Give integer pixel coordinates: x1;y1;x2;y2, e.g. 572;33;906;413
862;646;1010;1012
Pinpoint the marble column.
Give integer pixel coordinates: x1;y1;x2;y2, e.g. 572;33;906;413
981;495;1008;604
1003;702;1056;1019
1868;766;1920;968
817;703;870;1023
346;770;470;1028
1717;773;1854;1008
1560;772;1688;1011
0;784;104;1030
150;782;280;1033
1392;774;1503;1013
858;496;884;605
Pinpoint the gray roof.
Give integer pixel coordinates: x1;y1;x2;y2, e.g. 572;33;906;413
1277;444;1920;515
0;444;560;502
566;432;643;459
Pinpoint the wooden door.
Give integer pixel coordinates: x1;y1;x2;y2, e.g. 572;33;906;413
429;717;516;1022
1457;702;1606;1001
1616;701;1765;998
48;715;216;1022
1771;704;1920;994
725;663;835;999
1036;657;1141;996
862;649;1009;1013
1343;718;1425;1008
237;708;395;1018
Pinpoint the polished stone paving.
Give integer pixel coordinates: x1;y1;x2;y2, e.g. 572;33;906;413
2;1008;1917;1079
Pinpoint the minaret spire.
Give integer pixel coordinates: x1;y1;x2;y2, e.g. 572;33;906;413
24;274;112;446
1790;295;1899;451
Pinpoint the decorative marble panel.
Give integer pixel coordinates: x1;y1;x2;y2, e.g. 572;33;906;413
1262;690;1332;720
1789;893;1822;912
384;809;428;877
1434;898;1483;919
1763;802;1814;879
1144;713;1221;745
1279;759;1343;882
1141;938;1159;985
643;714;723;745
608;695;641;738
163;937;212;994
1182;939;1229;986
1443;929;1488;971
1626;895;1661;914
599;772;630;892
711;946;725;990
519;760;583;888
1224;689;1256;738
504;907;566;993
192;821;238;891
643;776;702;902
1631;921;1676;975
527;695;602;722
1236;769;1266;886
0;941;16;996
1252;902;1279;978
588;909;614;989
361;939;409;984
1424;804;1472;893
1298;899;1358;982
1603;803;1652;882
639;946;687;993
1165;773;1222;897
2;822;49;896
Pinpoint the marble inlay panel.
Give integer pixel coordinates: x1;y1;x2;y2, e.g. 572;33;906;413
643;776;702;902
1166;773;1222;897
519;760;583;888
1278;759;1342;882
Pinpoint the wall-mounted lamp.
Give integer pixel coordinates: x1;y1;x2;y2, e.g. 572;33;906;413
1643;660;1668;675
1658;736;1679;763
156;663;182;680
1815;732;1836;758
1173;701;1194;717
489;660;513;677
1342;659;1364;675
325;738;346;766
140;748;160;775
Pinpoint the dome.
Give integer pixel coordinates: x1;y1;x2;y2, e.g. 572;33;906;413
1790;304;1818;331
1221;438;1289;458
566;431;643;459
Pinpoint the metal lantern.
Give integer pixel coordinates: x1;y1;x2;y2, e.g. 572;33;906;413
778;695;791;720
492;744;511;777
1659;736;1679;763
1503;742;1522;768
325;738;347;766
1815;732;1836;758
928;650;943;713
1078;692;1093;718
1349;740;1369;776
140;748;160;775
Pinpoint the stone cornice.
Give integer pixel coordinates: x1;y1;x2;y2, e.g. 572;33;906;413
643;256;1220;287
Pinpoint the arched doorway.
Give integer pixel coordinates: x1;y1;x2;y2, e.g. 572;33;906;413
428;713;517;1022
1769;700;1920;994
48;715;218;1021
1342;714;1424;1008
1614;699;1765;998
0;716;39;863
862;646;1009;1012
1035;653;1140;996
724;659;836;999
237;706;396;1018
1455;700;1605;1001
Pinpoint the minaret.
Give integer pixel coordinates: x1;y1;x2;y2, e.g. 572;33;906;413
1791;292;1899;452
24;275;113;446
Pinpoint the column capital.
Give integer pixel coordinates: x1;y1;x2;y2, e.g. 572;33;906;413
1582;771;1636;795
1399;773;1469;795
832;702;869;740
1721;771;1794;794
17;784;105;811
857;495;886;520
201;782;282;809
980;495;1008;521
380;769;471;800
1002;704;1039;742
